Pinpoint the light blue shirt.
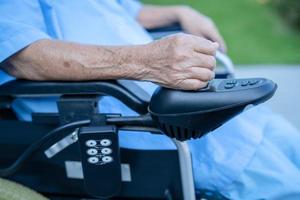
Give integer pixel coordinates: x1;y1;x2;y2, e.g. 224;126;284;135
0;0;271;193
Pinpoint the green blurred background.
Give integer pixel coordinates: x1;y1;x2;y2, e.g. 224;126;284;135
142;0;300;64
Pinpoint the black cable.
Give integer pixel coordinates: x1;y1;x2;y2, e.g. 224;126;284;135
0;120;90;177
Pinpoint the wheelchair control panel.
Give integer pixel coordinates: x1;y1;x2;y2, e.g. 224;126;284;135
149;78;277;140
217;78;266;91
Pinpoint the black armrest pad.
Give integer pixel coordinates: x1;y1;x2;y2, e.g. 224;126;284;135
146;23;182;33
0;80;150;114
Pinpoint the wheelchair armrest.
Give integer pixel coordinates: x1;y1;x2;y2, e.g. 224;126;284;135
0;79;150;114
146;23;182;40
146;23;182;33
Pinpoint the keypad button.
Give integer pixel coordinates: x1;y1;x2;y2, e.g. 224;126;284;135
224;84;235;89
101;148;112;155
100;139;111;146
86;140;97;147
102;156;113;163
249;80;259;85
227;80;237;84
88;157;99;164
87;148;98;155
241;80;249;86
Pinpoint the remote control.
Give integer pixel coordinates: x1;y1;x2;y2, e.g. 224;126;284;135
78;125;121;198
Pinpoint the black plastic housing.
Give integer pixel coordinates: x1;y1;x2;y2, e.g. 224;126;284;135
149;78;277;140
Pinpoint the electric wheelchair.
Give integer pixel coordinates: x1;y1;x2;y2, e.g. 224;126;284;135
0;25;277;200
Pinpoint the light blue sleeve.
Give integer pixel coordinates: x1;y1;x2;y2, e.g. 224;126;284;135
0;0;51;63
118;0;143;17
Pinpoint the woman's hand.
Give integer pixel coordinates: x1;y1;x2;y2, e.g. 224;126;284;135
136;33;218;90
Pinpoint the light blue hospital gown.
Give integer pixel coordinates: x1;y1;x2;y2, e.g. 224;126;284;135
0;1;300;199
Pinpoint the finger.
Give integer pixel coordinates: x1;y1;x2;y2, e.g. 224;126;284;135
178;79;208;90
188;53;217;71
186;67;215;82
188;35;219;55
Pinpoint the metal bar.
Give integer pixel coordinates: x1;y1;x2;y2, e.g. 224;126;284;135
172;139;196;200
44;130;78;158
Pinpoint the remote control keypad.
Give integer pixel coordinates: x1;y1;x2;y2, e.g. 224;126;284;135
85;139;113;165
78;126;121;198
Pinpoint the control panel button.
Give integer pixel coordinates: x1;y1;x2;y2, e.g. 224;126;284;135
87;148;98;156
224;84;235;89
101;148;112;155
241;80;249;86
100;139;111;146
227;80;237;84
102;156;113;163
88;157;99;164
249;80;259;85
86;140;97;147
